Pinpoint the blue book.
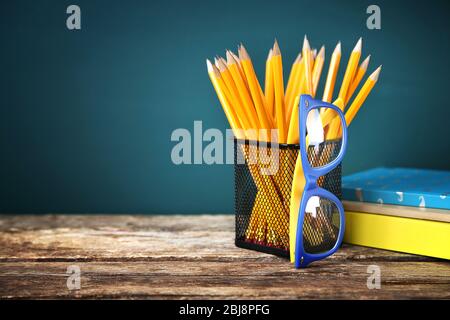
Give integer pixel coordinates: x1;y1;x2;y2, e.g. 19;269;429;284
342;167;450;210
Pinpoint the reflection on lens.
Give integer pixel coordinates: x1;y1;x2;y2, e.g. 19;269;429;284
302;196;340;254
305;107;343;168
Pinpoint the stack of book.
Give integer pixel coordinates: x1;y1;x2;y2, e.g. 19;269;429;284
342;167;450;259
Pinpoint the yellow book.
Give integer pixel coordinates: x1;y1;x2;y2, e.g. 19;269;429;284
344;210;450;260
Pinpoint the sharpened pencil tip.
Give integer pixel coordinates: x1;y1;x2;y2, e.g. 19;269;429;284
303;35;310;51
370;65;382;81
332;42;341;57
207;59;221;77
239;44;250;61
216;56;228;72
229;50;240;63
361;55;371;70
353;38;362;52
318;46;325;58
226;50;235;65
273;38;278;49
272;39;281;55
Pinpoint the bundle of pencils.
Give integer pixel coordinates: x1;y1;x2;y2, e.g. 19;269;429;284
206;37;381;253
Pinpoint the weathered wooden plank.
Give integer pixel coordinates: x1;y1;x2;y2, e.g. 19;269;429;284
0;261;449;299
0;215;432;261
0;215;448;299
0;214;244;261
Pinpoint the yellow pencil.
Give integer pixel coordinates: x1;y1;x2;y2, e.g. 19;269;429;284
286;36;312;145
288;123;305;261
287;36;314;259
285;55;304;125
345;66;381;125
239;45;274;130
215;57;254;132
287;38;319;144
345;55;371;105
285;53;302;113
302;36;313;95
207;59;244;139
287;95;301;144
321;40;361;123
337;38;362;107
312;46;325;97
229;50;249;90
272;40;286;143
226;51;261;131
285;36;311;144
322;42;341;103
325;98;344;140
242;44;270;124
264;49;275;121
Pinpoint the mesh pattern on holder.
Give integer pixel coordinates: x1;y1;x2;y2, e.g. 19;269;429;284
234;139;342;258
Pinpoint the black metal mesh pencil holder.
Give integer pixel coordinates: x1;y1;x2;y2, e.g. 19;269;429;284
234;138;342;258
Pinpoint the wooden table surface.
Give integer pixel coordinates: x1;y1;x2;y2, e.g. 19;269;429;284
0;214;448;299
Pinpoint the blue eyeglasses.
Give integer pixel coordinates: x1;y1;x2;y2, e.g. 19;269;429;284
294;94;348;268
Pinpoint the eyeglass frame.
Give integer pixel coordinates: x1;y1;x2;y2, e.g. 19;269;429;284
294;94;348;268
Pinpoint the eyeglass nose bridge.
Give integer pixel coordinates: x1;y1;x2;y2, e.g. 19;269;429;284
304;175;320;191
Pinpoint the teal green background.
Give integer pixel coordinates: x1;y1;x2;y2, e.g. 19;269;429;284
2;0;449;213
